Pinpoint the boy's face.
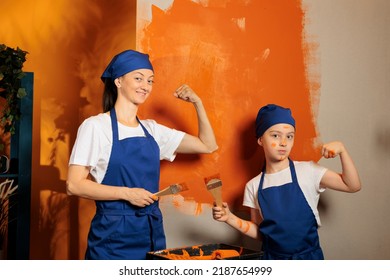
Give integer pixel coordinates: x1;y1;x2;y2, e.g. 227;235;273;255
258;123;295;161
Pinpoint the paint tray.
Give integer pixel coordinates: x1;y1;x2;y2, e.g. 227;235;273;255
147;243;262;260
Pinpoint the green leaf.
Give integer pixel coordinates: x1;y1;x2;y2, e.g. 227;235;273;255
17;88;27;98
17;72;26;80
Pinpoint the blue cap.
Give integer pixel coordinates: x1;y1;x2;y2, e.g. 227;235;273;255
101;50;154;81
255;104;296;138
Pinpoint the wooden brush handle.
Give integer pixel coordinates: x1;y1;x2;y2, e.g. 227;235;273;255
154;187;171;197
210;187;223;207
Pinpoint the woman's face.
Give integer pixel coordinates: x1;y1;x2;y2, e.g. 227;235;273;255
115;69;154;105
258;123;295;162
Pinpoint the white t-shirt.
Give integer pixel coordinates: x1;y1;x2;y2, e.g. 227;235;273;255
69;113;185;183
243;161;327;226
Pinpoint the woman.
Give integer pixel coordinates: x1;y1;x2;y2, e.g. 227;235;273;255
66;49;218;260
212;104;361;259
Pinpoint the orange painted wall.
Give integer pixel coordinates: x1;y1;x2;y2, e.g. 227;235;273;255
137;0;321;208
1;0;320;259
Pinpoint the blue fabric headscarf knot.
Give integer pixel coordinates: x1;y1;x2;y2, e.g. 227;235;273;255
255;104;296;138
101;49;154;82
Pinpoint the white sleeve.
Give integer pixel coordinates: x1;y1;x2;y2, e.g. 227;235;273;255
310;161;328;193
242;174;261;209
69;117;105;168
141;120;185;162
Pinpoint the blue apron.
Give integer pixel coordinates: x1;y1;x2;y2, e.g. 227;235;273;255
85;108;165;260
257;159;324;260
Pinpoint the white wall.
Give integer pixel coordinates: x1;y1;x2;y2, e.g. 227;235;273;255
303;0;390;259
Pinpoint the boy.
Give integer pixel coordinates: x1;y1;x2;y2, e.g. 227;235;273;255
212;104;361;259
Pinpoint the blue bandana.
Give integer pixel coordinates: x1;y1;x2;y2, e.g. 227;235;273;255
101;50;154;81
255;104;296;138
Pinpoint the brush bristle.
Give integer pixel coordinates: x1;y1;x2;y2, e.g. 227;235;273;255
204;173;222;190
171;182;189;194
206;179;222;189
204;173;221;184
178;182;189;191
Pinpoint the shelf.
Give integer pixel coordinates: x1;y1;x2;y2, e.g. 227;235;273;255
4;72;33;260
0;174;18;178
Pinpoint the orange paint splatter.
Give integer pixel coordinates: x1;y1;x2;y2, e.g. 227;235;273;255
236;218;250;233
172;197;182;209
271;142;277;148
243;221;251;234
195;202;203;216
237;218;243;229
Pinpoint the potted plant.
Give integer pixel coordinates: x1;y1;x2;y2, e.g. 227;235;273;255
0;44;28;138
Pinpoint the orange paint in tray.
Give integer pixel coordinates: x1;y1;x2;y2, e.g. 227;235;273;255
147;243;261;260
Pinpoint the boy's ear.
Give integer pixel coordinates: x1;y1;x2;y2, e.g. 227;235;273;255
257;137;263;146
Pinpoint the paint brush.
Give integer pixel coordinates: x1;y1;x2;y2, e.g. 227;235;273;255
154;182;189;197
204;174;223;207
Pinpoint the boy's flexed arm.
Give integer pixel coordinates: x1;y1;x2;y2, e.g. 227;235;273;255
320;141;361;193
